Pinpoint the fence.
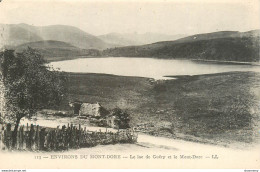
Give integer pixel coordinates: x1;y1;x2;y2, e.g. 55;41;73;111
0;123;138;151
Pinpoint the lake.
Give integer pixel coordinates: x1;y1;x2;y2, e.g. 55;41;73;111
50;57;260;80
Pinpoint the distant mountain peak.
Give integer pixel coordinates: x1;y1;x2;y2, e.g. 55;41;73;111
98;32;188;46
17;23;30;26
0;23;114;50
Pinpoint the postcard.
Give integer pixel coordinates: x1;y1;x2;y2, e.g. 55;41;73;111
0;0;259;169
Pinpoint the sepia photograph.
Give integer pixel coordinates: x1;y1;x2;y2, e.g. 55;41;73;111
0;0;259;170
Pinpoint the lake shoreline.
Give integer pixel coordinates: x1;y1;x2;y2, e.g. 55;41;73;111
46;55;260;66
49;57;260;80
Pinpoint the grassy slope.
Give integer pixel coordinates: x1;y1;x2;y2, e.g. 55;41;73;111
13;40;102;62
103;36;260;62
58;71;260;147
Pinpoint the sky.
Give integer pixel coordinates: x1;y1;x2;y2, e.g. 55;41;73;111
0;0;259;36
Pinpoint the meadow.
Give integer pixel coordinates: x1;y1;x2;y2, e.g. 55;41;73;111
57;71;260;148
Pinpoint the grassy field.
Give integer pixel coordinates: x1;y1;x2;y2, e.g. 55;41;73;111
56;71;260;148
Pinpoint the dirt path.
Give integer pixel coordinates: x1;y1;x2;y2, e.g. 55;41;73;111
1;114;256;168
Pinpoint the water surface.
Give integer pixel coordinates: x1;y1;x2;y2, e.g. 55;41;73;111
50;57;260;79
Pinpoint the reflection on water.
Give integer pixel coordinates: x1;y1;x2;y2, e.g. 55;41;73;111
50;57;260;80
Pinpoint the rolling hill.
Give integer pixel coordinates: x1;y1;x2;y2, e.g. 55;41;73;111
103;30;260;62
173;30;260;44
0;23;43;47
14;40;101;60
0;23;113;50
15;40;79;50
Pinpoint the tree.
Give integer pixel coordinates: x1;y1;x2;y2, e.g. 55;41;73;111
0;47;67;147
110;108;130;129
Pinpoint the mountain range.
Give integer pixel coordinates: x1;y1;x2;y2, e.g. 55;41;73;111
0;23;259;62
0;23;185;50
98;32;187;46
0;23;112;50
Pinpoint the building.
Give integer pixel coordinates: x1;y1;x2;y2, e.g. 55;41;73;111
69;101;109;118
79;102;102;117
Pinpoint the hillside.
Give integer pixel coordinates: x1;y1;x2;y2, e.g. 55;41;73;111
174;30;260;44
0;23;43;47
103;30;260;62
60;71;260;147
15;40;79;50
98;32;187;46
0;23;113;50
14;40;101;60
